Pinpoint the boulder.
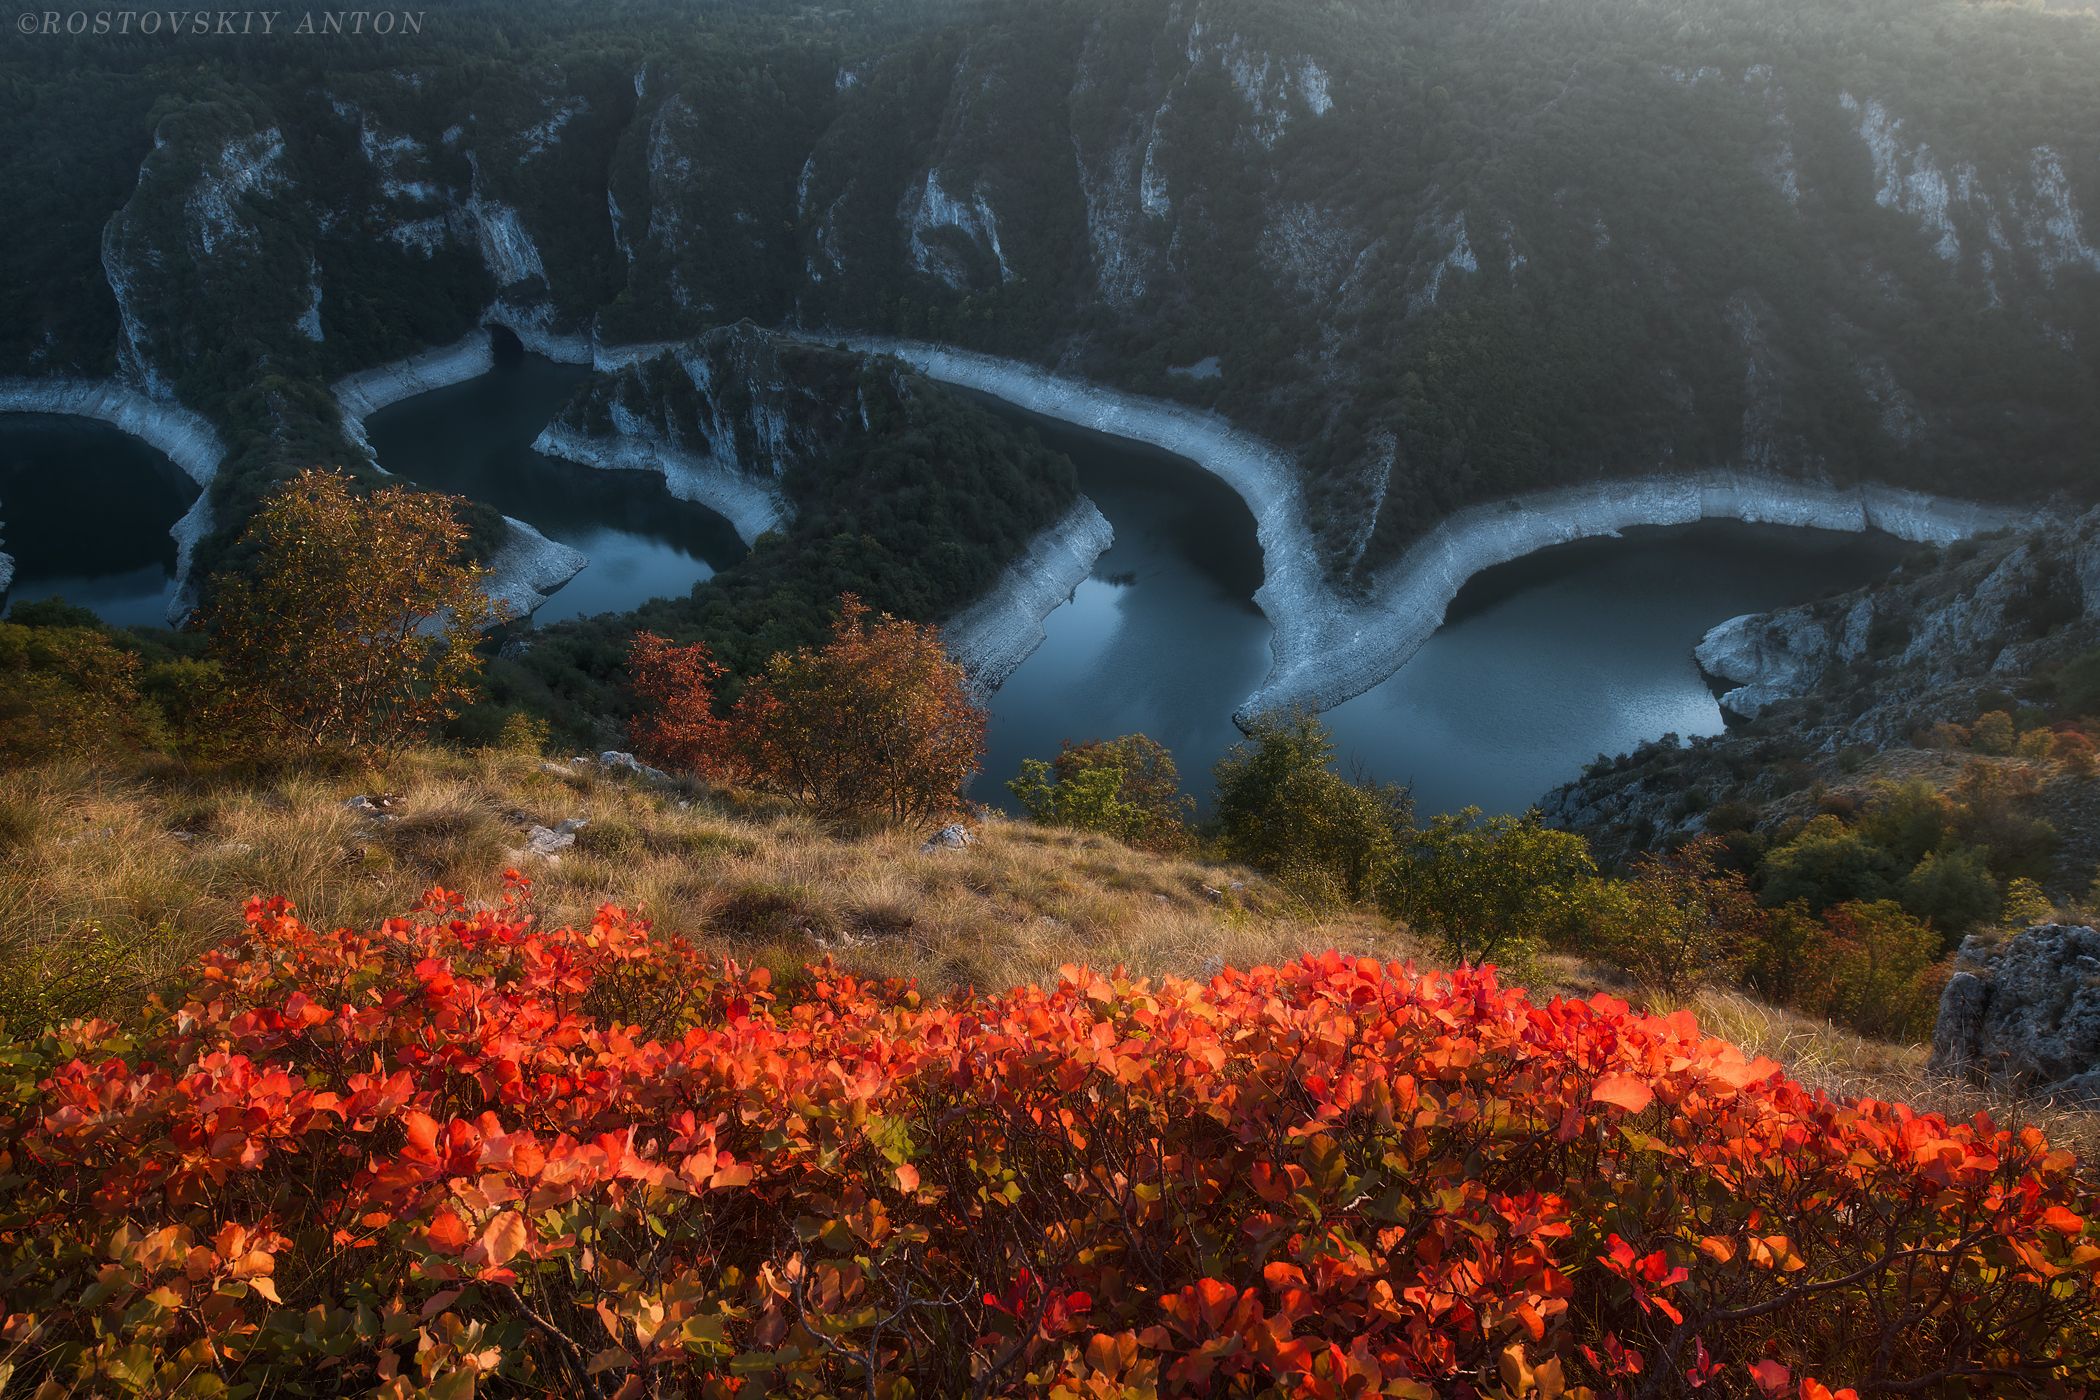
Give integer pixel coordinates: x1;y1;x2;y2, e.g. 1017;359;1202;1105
1693;609;1836;718
521;817;588;858
1926;923;2100;1103
920;823;974;853
595;751;674;784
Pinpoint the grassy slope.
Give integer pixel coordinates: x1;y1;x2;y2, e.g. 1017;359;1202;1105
7;744;2092;1153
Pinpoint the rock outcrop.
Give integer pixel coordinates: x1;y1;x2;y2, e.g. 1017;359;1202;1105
1548;508;2100;862
533;325;900;546
1929;924;2100;1104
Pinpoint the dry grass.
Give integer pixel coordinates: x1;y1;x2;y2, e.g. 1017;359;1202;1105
0;749;1401;1024
4;748;2095;1159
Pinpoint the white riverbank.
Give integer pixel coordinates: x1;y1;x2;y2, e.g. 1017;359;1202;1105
332;330;496;453
531;422;790;547
841;339;2035;720
941;496;1115;693
482;515;589;621
331;323;589;617
0;376;229;621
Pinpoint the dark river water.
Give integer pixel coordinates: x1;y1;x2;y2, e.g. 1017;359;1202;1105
363;351;748;624
0;414;199;626
4;357;1907;815
966;410;1905;814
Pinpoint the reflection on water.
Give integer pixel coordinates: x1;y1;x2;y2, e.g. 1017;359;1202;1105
1322;524;1906;816
973;402;1905;815
967;409;1272;812
0;414;198;627
363;351;747;623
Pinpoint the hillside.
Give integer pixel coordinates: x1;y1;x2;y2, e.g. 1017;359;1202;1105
4;0;2096;602
1;746;2097;1395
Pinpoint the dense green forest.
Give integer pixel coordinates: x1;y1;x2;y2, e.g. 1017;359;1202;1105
2;0;2097;597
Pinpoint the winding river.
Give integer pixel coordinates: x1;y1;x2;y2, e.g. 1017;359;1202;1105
0;340;1921;816
966;408;1905;814
360;347;748;625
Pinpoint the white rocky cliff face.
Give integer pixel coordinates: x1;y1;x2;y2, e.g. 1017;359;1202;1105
531;326;887;546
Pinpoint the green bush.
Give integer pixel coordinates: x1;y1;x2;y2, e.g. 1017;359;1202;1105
1008;734;1194;852
1381;807;1595;971
1211;712;1408;903
1898;846;2000;941
1755;814;1899;911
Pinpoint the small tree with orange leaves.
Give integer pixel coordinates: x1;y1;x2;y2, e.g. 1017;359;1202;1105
735;594;984;824
202;469;496;752
628;631;740;781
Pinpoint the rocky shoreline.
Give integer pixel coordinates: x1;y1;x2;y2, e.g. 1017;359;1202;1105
530;421;790;547
0;376;228;621
842;339;2036;725
330;326;591;618
940;496;1114;694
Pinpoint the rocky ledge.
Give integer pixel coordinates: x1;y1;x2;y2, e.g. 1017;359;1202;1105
481;515;589;621
1931;923;2100;1105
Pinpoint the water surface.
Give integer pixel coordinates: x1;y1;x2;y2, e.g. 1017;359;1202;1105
0;413;198;626
1321;523;1905;815
363;349;747;623
970;407;1906;815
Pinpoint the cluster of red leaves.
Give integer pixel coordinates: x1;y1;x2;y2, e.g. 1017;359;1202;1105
627;595;987;824
1;880;2095;1399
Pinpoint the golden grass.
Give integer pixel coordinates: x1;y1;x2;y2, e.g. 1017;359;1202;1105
3;747;2094;1158
0;749;1401;1023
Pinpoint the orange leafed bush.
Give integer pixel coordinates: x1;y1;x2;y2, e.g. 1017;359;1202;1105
1;884;2095;1398
628;631;740;781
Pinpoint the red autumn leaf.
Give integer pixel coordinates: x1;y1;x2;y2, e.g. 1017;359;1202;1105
1591;1073;1655;1114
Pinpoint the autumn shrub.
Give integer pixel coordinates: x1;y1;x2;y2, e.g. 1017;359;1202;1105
734;594;984;825
201;470;495;753
1788;900;1946;1041
1;886;2094;1397
628;631;739;781
1009;734;1195;851
1971;710;2018;757
1567;836;1759;999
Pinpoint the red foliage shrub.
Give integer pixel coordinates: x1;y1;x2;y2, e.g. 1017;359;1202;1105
732;593;984;824
1;883;2095;1397
627;632;739;781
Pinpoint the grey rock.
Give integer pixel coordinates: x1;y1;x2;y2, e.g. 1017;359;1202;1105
919;823;974;853
522;817;588;858
595;750;674;783
1694;609;1838;718
1927;923;2100;1104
